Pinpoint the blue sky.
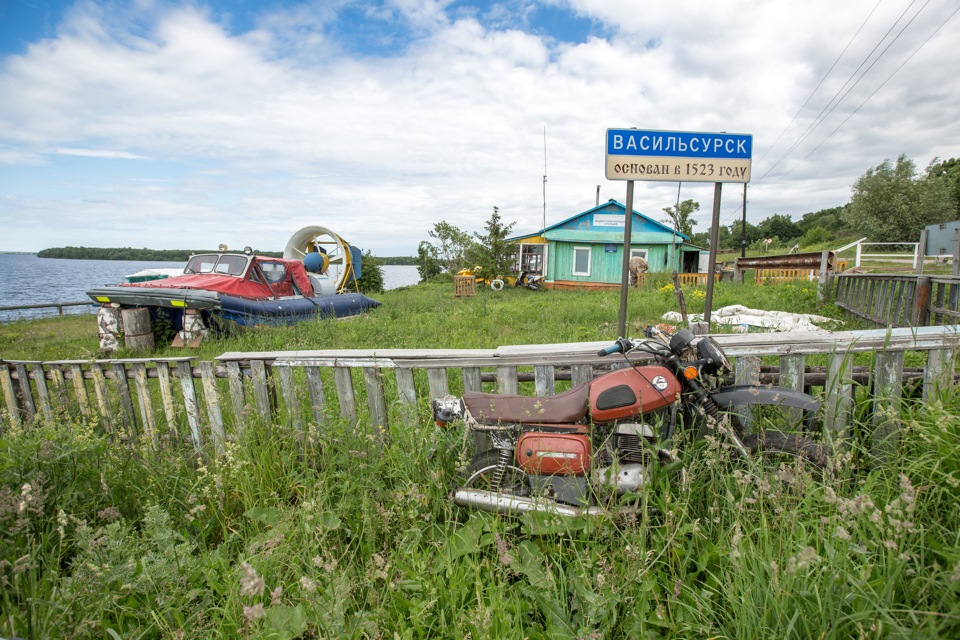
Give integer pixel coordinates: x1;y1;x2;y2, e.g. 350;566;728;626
1;0;958;254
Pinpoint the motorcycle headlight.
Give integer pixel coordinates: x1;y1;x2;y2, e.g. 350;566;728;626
696;338;730;375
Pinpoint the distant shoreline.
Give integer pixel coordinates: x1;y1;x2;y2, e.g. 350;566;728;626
24;247;416;265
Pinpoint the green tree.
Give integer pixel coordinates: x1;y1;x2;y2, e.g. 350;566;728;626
757;214;802;243
355;250;384;294
846;154;954;242
927;157;960;217
467;206;516;279
425;221;475;275
416;241;442;282
662;199;699;237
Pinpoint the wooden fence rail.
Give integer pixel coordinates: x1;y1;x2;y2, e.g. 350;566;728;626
2;326;958;460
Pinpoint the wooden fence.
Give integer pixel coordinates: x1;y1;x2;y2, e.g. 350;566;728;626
833;274;960;327
2;326;957;459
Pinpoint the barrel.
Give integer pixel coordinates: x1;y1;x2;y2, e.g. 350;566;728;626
121;308;154;352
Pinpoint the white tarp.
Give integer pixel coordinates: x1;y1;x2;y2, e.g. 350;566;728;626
663;304;838;333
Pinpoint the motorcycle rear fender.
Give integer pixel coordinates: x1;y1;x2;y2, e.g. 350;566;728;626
709;385;821;412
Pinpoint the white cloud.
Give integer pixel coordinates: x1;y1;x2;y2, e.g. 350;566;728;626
1;0;958;253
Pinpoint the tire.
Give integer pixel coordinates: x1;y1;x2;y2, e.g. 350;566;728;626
460;449;530;496
742;431;833;482
490;279;504;291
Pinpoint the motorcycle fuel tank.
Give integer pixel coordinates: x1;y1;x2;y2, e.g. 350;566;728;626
516;432;591;476
589;365;681;422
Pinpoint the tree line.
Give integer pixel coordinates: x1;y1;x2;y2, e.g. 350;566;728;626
675;154;959;252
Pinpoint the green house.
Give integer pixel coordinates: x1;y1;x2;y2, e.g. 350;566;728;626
510;199;702;290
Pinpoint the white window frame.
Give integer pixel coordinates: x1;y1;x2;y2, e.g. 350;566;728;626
572;246;591;276
630;248;648;261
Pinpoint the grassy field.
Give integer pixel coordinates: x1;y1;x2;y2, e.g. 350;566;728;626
1;279;958;639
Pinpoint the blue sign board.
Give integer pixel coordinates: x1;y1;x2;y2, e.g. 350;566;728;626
605;128;752;183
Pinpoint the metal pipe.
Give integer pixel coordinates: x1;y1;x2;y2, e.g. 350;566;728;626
453;488;607;517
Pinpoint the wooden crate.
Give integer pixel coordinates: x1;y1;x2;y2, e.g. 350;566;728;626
454;275;476;297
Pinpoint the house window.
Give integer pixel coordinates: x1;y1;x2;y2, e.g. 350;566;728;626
573;246;591;276
630;248;648;261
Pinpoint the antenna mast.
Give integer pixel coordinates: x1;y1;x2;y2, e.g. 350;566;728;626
542;126;547;230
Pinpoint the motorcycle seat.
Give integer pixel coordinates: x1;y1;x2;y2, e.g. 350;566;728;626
462;382;588;425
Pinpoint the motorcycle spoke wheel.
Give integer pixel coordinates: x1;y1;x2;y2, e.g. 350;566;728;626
742;431;833;490
460;450;531;497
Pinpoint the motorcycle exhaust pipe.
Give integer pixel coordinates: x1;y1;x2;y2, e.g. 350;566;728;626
453;488;608;517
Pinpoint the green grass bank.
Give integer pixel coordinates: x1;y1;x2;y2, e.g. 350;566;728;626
1;279;958;639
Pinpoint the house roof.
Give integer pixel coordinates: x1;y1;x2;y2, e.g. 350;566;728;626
509;199;690;243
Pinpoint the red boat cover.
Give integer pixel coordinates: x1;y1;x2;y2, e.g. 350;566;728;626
123;257;316;300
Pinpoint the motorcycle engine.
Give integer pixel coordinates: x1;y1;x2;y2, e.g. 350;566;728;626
595;422;657;495
614;422;656;465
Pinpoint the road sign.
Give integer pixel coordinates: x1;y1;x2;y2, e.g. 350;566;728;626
605;128;752;183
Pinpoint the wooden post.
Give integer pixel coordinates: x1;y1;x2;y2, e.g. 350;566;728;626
250;360;273;426
872;350;904;461
121;308;154;352
13;364;35;424
0;365;21;429
199;361;226;454
534;365;555;396
426;368;449;400
817;250;831;301
824;350;854;441
333;366;356;421
305;366;327;425
155;361;180;443
916;229;928;276
912;277;932;327
364;367;388;437
224;361;246;429
131;362;157;448
31;364;54;424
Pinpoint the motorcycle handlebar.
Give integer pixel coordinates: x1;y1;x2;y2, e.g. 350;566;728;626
597;337;633;357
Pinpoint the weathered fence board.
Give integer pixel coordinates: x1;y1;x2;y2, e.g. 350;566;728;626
2;327;958;466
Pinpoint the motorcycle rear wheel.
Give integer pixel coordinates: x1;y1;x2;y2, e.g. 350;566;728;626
460;450;531;496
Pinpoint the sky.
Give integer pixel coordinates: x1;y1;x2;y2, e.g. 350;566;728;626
1;0;958;256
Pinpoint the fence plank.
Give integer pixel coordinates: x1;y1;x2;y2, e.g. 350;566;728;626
923;348;955;403
48;364;69;414
199;361;226;454
276;366;302;434
497;366;519;395
131;363;157;448
31;364;55;424
364;367;388;436
824;351;854;440
155;361;179;443
426;368;449;400
571;364;593;387
734;356;760;432
0;366;21;429
14;364;36;424
872;350;905;461
334;366;357;420
225;361;246;429
110;363;137;442
69;364;91;420
394;367;416;406
534;364;555;396
305;366;327;425
90;364;114;434
177;361;203;454
462;367;482;393
778;354;806;424
250;360;272;425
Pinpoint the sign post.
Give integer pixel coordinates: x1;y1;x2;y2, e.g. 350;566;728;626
605;128;752;336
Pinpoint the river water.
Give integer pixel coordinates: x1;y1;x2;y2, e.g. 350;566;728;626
0;254;420;321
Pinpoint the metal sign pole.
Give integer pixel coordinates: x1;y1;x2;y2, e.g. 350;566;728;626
617;180;635;338
702;181;723;325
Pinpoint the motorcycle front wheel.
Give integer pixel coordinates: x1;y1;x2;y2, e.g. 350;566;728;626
742;430;833;484
460;450;532;496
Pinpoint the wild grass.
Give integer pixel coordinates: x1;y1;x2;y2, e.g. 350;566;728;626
1;279;956;638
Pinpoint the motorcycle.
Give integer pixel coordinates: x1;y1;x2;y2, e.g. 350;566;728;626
432;327;830;517
515;270;545;291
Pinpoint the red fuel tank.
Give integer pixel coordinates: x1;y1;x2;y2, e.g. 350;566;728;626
516;432;591;476
589;365;681;422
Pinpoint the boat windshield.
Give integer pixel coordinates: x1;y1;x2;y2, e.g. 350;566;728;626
184;254;250;277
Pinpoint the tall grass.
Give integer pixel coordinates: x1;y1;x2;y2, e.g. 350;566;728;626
2;279;955;638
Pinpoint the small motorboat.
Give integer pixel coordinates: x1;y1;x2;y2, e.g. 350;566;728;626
87;226;380;347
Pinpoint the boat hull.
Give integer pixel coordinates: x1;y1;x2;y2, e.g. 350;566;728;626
86;286;380;328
